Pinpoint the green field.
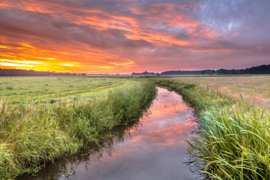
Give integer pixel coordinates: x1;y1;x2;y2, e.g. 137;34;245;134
0;77;135;104
0;77;156;179
2;75;270;179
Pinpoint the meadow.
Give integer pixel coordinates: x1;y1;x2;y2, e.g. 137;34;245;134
153;75;270;109
154;76;270;180
2;75;270;179
0;77;156;179
0;77;132;104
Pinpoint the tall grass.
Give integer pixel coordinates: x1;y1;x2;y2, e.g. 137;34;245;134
154;80;270;179
0;80;156;179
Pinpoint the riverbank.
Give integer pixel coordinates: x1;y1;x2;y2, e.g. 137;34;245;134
17;87;197;180
154;80;270;179
0;79;156;179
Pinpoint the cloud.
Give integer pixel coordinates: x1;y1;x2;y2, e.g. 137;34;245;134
0;0;269;73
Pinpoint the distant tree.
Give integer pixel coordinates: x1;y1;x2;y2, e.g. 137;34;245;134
143;71;148;75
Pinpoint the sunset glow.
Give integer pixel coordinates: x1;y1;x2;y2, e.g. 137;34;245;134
0;0;269;73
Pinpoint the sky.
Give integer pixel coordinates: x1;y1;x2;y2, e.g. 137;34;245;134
0;0;270;73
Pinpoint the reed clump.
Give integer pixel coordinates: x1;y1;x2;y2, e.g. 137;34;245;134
155;80;270;179
0;80;156;179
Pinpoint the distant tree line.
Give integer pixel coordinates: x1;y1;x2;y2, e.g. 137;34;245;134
87;74;110;76
131;71;158;76
161;70;203;75
161;64;270;75
0;68;87;76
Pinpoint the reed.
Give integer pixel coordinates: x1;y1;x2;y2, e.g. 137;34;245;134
0;79;156;179
154;80;270;179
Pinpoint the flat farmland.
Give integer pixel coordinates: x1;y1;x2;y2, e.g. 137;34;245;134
156;75;270;108
0;77;131;104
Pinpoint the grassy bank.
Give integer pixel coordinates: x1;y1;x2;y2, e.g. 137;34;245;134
154;80;270;180
0;78;156;179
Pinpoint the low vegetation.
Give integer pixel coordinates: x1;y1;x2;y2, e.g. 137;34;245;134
0;77;156;179
0;77;133;103
153;75;270;109
154;79;270;179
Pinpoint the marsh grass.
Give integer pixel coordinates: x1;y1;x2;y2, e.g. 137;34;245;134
155;80;270;179
0;79;156;179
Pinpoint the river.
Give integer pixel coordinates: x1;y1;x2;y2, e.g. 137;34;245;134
18;87;198;180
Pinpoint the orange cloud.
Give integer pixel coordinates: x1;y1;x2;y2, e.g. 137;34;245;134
0;36;135;73
0;0;248;73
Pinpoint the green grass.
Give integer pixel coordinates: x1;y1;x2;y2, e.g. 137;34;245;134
0;77;131;104
0;77;156;179
154;80;270;180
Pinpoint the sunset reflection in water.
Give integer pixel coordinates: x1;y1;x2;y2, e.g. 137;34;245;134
18;87;198;180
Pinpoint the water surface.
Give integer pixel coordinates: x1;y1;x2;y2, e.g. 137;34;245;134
18;87;197;180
